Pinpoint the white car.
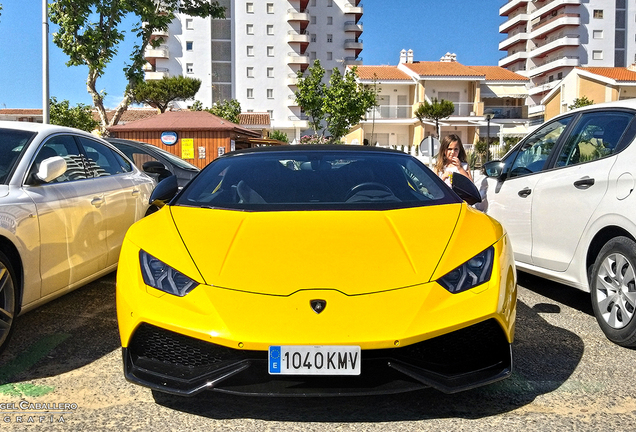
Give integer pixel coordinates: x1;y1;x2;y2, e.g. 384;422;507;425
475;100;636;347
0;121;155;353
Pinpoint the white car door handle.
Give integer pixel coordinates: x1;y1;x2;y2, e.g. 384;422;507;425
518;187;531;198
131;189;140;197
574;177;595;190
91;197;105;207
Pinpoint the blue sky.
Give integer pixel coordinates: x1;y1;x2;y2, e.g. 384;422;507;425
0;0;504;109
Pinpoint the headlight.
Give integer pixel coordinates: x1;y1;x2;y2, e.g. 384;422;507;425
437;246;494;294
139;250;199;297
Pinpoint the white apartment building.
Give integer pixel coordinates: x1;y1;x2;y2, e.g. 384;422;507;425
143;0;363;142
499;0;636;121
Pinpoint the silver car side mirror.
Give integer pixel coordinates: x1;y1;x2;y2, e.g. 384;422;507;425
36;156;67;183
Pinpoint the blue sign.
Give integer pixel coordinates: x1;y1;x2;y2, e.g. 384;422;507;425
269;346;281;374
161;131;178;146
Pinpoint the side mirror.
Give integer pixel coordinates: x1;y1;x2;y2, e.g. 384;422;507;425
35;156;67;183
149;174;179;208
483;160;505;179
142;160;169;175
451;172;482;205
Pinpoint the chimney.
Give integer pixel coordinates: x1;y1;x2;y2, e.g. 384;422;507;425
440;52;457;62
407;49;414;64
399;49;407;64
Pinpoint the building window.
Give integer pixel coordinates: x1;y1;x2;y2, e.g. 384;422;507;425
327;52;333;60
327;16;333;25
327;34;333;43
186;19;194;30
311;34;316;42
186;41;193;51
186;63;193;74
267;67;274;78
593;10;603;19
593;50;603;60
310;51;316;60
267;109;274;120
593;30;604;39
267;25;274;35
246;24;254;35
557;72;563;79
247;67;254;77
267;46;274;57
267;89;274;99
328;0;333;6
247;88;254;99
267;3;274;13
247;46;254;57
311;16;316;24
311;0;316;6
246;3;254;13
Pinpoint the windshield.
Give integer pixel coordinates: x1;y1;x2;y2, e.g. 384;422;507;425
149;145;199;171
0;129;36;184
174;150;459;211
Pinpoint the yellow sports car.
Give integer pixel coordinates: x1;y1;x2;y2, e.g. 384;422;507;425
117;145;516;396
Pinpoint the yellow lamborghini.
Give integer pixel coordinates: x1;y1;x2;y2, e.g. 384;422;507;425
117;145;516;396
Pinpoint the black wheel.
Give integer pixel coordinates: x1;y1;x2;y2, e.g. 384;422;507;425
0;251;17;355
590;237;636;347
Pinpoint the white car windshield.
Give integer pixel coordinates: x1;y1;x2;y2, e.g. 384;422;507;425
0;129;36;184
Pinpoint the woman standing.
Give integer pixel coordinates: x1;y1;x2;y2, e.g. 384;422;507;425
435;134;473;185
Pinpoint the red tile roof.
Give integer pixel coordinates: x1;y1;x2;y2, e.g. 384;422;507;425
576;67;636;82
238;112;271;126
467;66;529;81
92;108;158;124
353;66;412;80
0;109;43;115
108;110;260;136
402;61;485;78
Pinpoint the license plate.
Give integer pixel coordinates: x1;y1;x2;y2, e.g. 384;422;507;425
268;346;361;375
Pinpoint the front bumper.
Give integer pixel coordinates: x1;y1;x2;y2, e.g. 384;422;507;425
123;318;512;396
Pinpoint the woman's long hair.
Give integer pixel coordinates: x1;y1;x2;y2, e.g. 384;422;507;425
435;134;467;174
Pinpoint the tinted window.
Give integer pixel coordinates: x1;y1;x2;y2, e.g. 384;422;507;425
556;111;634;167
508;116;572;178
0;129;35;184
29;135;88;183
175;150;456;211
78;137;131;176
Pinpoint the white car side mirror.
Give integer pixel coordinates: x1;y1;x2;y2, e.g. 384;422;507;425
36;156;67;183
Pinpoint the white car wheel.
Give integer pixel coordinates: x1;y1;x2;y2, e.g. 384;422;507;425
591;237;636;347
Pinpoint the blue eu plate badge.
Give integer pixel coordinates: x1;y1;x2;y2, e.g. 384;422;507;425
269;346;281;373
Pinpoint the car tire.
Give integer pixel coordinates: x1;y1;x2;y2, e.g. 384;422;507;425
0;250;18;355
590;237;636;347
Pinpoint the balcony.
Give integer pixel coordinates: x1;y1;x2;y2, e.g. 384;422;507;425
287;73;299;86
529;13;580;39
481;106;525;119
344;39;363;55
287;52;310;68
366;105;413;120
499;13;529;33
144;69;170;80
528;79;559;95
344;4;363;23
287;30;310;52
344;20;363;34
287;9;310;25
343;56;363;66
499;0;530;17
527;55;579;77
144;45;169;59
499;30;529;50
499;51;529;68
528;34;579;59
287;95;299;107
530;0;582;21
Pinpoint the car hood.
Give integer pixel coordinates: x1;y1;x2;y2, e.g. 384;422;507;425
160;204;498;296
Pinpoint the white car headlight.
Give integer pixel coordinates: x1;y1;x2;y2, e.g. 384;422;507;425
139;250;198;297
437;246;494;294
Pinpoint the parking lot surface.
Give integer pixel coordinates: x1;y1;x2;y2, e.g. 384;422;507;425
1;272;635;431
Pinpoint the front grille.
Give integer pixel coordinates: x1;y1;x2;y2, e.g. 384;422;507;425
130;323;250;368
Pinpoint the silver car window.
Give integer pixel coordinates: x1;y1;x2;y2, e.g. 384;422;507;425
78;137;132;176
29;135;89;183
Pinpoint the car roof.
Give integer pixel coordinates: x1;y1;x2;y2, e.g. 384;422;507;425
224;144;406;157
556;98;636;117
0;120;96;136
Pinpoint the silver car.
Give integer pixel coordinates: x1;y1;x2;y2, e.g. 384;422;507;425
0;121;155;353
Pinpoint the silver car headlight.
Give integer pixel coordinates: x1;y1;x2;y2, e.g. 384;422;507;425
139;250;198;297
437;246;494;294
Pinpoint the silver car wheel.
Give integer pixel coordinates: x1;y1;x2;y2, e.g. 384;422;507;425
594;252;636;329
0;255;16;353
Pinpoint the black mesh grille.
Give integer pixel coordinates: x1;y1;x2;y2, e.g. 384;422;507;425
130;323;247;368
